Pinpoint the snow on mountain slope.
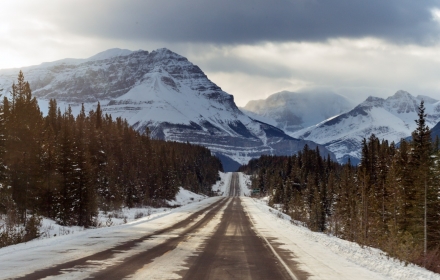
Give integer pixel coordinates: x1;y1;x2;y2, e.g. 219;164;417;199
87;48;133;61
240;108;278;127
293;91;440;163
0;48;335;170
242;90;353;134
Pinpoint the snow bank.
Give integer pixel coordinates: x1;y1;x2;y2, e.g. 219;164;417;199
2;186;213;244
244;198;440;280
211;172;232;196
211;172;251;197
238;172;252;196
167;187;207;207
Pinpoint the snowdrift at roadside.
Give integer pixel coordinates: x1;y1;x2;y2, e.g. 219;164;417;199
244;197;440;280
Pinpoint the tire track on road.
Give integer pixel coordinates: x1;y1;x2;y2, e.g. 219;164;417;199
12;198;227;280
180;173;294;280
228;172;240;197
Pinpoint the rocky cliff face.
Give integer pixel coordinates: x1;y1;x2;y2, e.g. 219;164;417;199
292;90;440;164
0;48;335;171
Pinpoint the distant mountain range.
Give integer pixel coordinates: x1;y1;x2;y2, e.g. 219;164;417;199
0;48;335;171
291;91;440;163
242;91;353;134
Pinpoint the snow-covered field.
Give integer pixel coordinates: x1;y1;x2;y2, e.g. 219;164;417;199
244;197;440;280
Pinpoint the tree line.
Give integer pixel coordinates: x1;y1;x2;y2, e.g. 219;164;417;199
0;71;222;239
239;101;440;272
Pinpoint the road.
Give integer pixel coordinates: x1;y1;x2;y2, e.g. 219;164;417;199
182;172;295;280
1;172;393;280
228;172;240;197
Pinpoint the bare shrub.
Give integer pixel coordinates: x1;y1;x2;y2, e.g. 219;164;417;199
40;224;55;239
58;227;71;236
91;216;102;228
413;247;440;273
134;211;144;219
111;210;124;219
106;215;114;227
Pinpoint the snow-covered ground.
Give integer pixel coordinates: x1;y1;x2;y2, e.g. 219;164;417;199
238;172;252;196
211;172;251;197
18;187;208;241
211;171;232;196
244;196;440;279
0;195;223;279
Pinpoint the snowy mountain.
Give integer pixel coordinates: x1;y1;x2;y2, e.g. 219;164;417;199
430;122;440;141
0;48;335;171
292;90;440;164
242;91;353;134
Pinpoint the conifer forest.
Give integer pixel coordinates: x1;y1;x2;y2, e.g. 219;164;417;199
239;100;440;272
0;72;222;246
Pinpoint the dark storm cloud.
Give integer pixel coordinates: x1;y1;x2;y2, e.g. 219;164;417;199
55;0;440;44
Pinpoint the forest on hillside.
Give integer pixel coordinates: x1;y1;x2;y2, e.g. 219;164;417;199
0;72;222;247
239;101;440;272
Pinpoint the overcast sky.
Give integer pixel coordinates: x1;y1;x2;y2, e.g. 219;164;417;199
1;0;440;106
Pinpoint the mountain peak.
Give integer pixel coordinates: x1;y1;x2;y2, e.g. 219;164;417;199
389;90;413;100
154;47;173;54
362;96;384;107
243;90;353;134
87;48;134;61
149;48;187;62
365;96;378;102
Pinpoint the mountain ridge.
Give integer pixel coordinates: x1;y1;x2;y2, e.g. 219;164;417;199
292;90;440;163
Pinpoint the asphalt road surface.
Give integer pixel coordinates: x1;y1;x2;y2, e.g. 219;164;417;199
10;173;303;280
182;175;294;279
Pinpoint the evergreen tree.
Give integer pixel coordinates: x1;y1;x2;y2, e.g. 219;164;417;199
411;100;434;255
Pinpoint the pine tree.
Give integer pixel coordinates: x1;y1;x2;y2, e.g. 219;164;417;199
6;71;43;221
0;96;9;214
411;100;434;256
